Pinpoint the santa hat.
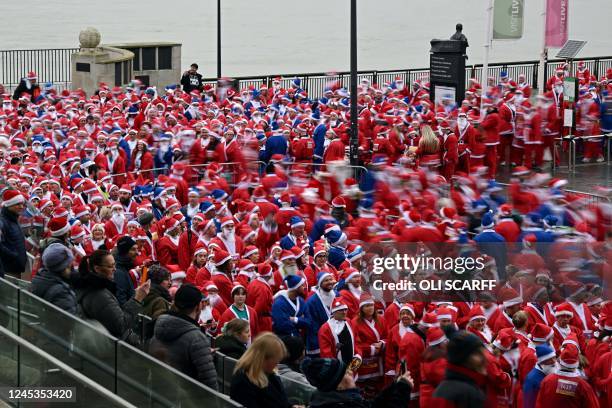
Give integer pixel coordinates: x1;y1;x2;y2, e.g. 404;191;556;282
193;242;207;257
165;217;180;233
554;303;574;318
284;274;305;291
399;303;415;317
289;216;305;229
243;245;258;258
72;205;90;219
331;298;348;314
48;217;70;237
535;344;556;364
492;331;515;352
498;204;513;217
313;245;327;258
220;216;234;228
558;345;579;369
499;287;523;308
331;196;346;208
561;333;581;352
530;323;553;343
167;265;186;282
231;282;246;295
420;312;439;328
213;250;232;266
257;263;273;277
439;207;456;220
467;305;486;322
524;284;548;302
70;224;85;240
316;271;333;287
426;327;447;347
481;211;495;229
280;250;296;262
2;190;25;207
341;267;360;282
359;293;374;308
436;306;456;322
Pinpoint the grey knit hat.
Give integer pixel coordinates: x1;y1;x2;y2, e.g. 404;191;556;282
42;243;74;273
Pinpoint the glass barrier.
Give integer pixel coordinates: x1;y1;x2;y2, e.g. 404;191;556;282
4;274;32;291
0;278;18;334
0;328;134;408
116;342;242;408
18;286;117;392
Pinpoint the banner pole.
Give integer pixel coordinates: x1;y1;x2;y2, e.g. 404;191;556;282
538;0;548;94
480;0;494;119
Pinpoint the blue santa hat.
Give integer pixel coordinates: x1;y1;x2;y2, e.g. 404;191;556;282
326;229;347;247
153;187;166;200
316;271;333;287
486;180;502;193
200;201;214;214
160;132;172;140
535;344;556;364
291;77;301;88
284;274;305;291
481;211;495;229
543;215;558;228
525;212;542;227
289;216;305;229
358;198;374;211
500;70;509;79
256;132;266;142
210;189;228;201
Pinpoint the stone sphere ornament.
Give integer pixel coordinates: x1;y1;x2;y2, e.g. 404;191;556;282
79;27;101;49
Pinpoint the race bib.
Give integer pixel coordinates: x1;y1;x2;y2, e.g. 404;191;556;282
555;379;578;397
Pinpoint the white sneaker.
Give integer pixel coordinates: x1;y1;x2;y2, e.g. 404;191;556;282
596;156;605;162
582;157;590;163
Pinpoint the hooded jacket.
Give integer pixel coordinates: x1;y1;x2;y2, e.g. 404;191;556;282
148;312;218;390
31;267;78;314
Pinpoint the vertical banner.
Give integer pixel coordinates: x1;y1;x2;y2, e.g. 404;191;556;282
492;0;525;40
545;0;569;47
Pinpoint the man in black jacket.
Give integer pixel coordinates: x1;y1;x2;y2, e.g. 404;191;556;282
431;327;488;407
12;71;41;102
0;189;27;278
148;284;218;390
180;63;204;93
113;236;138;306
32;243;78;314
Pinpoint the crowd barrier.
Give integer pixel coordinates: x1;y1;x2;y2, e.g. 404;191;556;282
0;277;242;408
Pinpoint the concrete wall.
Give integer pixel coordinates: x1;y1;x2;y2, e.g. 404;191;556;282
71;47;134;97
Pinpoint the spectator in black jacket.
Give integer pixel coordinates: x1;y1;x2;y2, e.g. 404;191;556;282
431;327;488;407
74;249;148;346
216;318;249;359
302;358;413;408
149;284;218;390
230;332;291;408
113;236;138;306
0;189;27;278
32;243;77;314
180;63;204;93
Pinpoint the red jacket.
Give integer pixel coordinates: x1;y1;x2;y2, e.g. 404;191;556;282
351;316;387;380
318;319;360;360
495;218;521;243
177;229;199;271
442;133;459;164
481;111;501;145
420;355;447;407
535;371;600;408
246;278;273;332
217;304;259;340
498;103;516;136
211;271;234;306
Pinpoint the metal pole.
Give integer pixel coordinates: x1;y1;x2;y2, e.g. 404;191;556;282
538;0;548;93
480;0;494;119
349;0;359;166
217;0;222;78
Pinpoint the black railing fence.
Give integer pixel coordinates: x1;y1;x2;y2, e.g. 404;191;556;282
1;48;611;99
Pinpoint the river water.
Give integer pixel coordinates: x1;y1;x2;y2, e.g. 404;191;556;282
1;0;610;77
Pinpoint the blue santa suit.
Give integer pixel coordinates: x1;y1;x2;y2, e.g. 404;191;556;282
327;245;347;269
358;169;378;199
312;123;327;164
522;366;547;408
303;290;332;356
280;233;299;250
474;228;507;279
154;148;173;174
271;292;310;337
262;134;288;162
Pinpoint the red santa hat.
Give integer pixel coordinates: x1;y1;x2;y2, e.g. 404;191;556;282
167;265;186;282
561;333;581;352
331;196;346;208
358;293;374;309
48;217;70;237
420;312;439;328
563;281;586;298
499;287;523;309
72;205;90;219
213;250;232;266
341;267;360;282
399;303;415;317
243;245;258;258
165;217;180;233
280;250;296;262
436;306;457;322
426;327;447;346
70;224;85;240
530;323;553;343
554;303;574;318
439;207;456;220
231;282;246;296
220;216;235;228
2;190;25;207
467;305;486;322
558;345;579;369
331;298;348;314
492;331;515;352
257;263;273;277
193;242;207;257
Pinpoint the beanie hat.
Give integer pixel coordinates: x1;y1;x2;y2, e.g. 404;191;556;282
2;189;25;207
148;265;171;285
42;243;74;273
444;326;484;366
535;344;556;364
174;284;203;309
280;335;305;364
301;358;347;392
137;212;154;226
284;274;305;291
116;236;137;255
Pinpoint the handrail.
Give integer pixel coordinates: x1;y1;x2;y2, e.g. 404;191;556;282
0;324;137;408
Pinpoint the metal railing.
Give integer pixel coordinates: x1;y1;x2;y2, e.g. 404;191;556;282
1;47;610;98
0;277;243;408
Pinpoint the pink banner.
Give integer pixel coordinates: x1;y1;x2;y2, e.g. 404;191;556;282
545;0;569;47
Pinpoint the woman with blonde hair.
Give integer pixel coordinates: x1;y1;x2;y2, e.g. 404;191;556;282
417;125;441;168
230;332;294;408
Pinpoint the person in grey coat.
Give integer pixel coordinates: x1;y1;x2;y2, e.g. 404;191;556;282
31;243;78;314
74;249;149;346
148;284;218;390
277;335;309;384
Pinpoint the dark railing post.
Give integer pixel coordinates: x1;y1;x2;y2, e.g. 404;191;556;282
593;59;599;80
217;0;222;78
349;0;359;167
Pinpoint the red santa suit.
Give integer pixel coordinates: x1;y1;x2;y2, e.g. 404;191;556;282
535;370;600;408
498;101;516;164
495;217;521;243
217;303;259;341
339;288;361;320
352;316;387;381
523;109;543;169
318;317;360;361
211;271;234;307
567;301;596;337
104;217;126;240
481;109;501;178
246;276;274;332
398;328;426;403
155;234;180;268
441;132;458;180
210;234;245;259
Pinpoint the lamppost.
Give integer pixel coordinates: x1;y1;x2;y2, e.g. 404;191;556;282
349;0;359;166
217;0;222;78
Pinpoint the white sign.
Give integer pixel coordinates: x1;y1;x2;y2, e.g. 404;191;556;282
563;108;573;127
